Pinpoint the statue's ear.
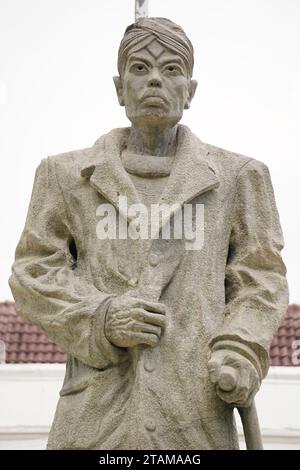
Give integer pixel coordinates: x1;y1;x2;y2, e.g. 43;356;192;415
184;79;198;109
113;76;125;106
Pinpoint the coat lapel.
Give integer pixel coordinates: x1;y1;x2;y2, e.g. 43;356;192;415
155;125;220;232
80;125;219;229
81;128;142;221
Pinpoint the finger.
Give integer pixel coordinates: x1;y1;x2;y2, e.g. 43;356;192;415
207;359;222;384
216;368;250;406
233;367;252;404
129;298;167;315
132;321;162;337
215;388;237;405
130;332;159;348
216;388;249;406
218;366;238;392
240;377;260;408
131;308;166;328
207;353;226;384
221;352;244;370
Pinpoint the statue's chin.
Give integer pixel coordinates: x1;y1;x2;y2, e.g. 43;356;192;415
127;111;182;129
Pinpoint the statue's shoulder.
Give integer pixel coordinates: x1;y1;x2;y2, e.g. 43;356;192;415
182;127;266;176
45;128;127;181
46;135;105;169
200;141;268;177
202;141;252;169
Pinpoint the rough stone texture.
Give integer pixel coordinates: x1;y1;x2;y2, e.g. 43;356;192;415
1;301;298;365
9;18;289;450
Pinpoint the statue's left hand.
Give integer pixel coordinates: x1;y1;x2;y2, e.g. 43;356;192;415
207;350;260;407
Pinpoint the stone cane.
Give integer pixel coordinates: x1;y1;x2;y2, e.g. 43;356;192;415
218;366;264;450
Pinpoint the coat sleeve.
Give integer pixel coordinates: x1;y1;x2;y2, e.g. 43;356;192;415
209;158;289;379
9;157;127;370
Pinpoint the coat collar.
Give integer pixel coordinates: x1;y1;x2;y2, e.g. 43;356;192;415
81;125;219;228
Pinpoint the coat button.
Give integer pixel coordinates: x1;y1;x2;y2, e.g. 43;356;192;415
128;278;138;287
149;253;160;267
145;419;156;432
144;358;155;372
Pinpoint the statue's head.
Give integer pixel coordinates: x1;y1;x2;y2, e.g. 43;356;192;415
114;17;198;128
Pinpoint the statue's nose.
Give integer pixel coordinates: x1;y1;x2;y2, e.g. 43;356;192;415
147;70;162;87
149;78;161;87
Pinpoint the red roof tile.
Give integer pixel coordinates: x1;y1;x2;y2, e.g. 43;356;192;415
1;301;300;365
0;301;66;363
269;304;300;366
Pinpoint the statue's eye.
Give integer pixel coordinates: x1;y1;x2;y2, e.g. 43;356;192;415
131;63;147;73
165;64;182;75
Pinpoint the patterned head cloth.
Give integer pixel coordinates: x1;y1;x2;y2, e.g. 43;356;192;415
118;17;194;77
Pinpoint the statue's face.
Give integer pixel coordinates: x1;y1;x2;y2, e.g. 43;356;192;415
115;40;197;127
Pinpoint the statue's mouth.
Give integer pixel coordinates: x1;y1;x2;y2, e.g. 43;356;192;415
141;95;167;106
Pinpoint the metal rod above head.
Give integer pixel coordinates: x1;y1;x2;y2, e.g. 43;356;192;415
135;0;149;21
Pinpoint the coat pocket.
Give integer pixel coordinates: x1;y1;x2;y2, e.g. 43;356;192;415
59;355;102;397
59;377;92;396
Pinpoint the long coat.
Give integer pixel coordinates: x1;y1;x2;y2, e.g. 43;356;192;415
9;125;288;449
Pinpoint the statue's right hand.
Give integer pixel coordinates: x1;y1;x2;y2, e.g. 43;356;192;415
104;294;167;348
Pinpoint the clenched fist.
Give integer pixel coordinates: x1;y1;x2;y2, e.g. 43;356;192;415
207;349;261;407
104;294;166;348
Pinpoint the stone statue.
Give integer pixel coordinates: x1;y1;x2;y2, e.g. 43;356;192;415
9;18;289;450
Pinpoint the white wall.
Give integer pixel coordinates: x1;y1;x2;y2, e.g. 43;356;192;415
0;364;299;450
0;364;61;450
0;0;299;302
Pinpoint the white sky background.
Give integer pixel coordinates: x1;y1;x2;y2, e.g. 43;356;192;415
0;0;299;302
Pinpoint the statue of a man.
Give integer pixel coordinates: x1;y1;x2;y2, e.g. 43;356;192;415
9;18;288;450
